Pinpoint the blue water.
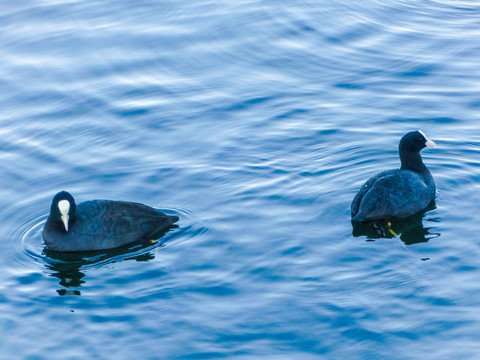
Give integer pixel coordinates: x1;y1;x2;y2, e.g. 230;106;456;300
2;0;480;358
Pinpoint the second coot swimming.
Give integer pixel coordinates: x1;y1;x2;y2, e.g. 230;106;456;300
351;130;436;222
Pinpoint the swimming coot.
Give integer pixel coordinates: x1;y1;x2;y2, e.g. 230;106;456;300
351;130;436;222
43;191;179;252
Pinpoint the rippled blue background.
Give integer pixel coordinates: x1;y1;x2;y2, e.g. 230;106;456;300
2;0;480;359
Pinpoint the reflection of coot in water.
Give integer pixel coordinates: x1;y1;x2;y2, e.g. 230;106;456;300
45;258;85;295
43;191;179;252
351;131;436;222
352;201;440;245
43;239;160;295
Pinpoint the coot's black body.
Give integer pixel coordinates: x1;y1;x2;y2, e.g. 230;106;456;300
43;191;179;252
351;130;436;222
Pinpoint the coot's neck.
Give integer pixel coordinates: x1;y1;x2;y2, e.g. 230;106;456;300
400;151;428;174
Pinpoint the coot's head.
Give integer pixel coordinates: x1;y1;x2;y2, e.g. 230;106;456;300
50;191;76;232
399;130;436;153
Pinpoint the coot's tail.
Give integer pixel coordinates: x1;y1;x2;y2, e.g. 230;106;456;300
149;214;179;240
351;212;366;223
167;214;179;225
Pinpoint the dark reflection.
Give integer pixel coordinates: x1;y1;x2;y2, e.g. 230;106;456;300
352;201;440;245
43;234;169;296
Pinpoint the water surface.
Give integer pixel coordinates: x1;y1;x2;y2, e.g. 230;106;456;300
2;0;480;359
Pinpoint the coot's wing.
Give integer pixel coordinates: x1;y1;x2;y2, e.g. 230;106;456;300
351;170;391;217
76;200;177;238
354;170;430;221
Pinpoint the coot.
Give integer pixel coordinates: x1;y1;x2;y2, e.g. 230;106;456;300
351;130;436;222
43;191;179;252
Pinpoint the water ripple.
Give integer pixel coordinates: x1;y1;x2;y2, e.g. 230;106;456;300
2;0;480;358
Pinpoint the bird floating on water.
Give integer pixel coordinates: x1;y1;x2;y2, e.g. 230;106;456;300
43;191;179;252
351;130;436;222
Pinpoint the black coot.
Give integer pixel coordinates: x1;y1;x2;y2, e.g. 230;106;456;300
351;130;436;222
43;191;179;252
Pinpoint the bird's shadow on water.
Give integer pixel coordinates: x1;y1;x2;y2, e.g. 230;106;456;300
351;202;440;245
42;226;178;296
